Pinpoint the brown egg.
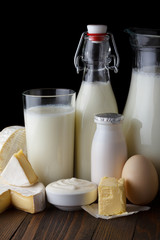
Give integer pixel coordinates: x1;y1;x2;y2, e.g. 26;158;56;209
122;155;159;205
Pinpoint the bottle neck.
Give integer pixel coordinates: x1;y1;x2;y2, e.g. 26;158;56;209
82;63;110;83
74;31;119;74
82;36;111;83
96;122;123;133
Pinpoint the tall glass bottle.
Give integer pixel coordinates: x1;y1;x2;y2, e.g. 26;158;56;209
123;28;160;180
74;25;119;180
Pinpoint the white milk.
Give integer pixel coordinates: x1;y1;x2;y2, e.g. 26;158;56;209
24;105;75;186
123;67;160;177
75;81;118;180
91;114;127;185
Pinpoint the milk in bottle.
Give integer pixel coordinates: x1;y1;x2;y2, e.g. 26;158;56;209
74;25;119;180
91;113;127;185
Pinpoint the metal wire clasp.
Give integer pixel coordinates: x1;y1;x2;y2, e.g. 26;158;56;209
74;32;87;74
74;31;120;74
107;32;120;73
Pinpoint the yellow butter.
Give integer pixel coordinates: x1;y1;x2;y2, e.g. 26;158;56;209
98;177;126;216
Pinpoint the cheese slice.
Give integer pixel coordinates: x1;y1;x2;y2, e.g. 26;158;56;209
0;183;11;213
98;177;126;216
0;177;46;214
0;126;26;172
1;149;38;186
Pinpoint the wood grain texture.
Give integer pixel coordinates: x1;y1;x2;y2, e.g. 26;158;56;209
0;208;27;240
0;193;160;240
133;195;160;240
92;215;138;240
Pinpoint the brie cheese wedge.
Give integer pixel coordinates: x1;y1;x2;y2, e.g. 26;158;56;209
1;149;38;186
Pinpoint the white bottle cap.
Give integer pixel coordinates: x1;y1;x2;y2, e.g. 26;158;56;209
87;25;107;34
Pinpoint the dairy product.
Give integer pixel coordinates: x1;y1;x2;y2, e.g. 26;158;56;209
98;177;126;216
0;126;26;172
0;177;46;214
75;81;118;180
24;105;75;186
91;113;127;185
46;178;98;210
10;182;46;214
47;178;97;193
1;149;38;186
0;185;11;213
123;68;160;178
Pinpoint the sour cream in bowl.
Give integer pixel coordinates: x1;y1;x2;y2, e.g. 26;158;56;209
46;178;98;211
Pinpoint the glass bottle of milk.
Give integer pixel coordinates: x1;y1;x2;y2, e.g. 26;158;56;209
74;25;119;180
123;28;160;181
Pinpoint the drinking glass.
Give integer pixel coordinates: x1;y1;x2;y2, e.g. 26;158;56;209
23;88;75;186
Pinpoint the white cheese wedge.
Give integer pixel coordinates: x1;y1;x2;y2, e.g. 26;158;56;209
0;177;46;214
0;126;26;172
1;149;38;186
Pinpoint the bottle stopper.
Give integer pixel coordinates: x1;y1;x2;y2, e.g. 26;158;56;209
87;25;107;41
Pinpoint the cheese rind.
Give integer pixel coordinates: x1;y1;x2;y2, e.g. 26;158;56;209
1;149;38;186
0;126;26;172
10;182;46;213
0;185;11;213
0;178;46;214
98;177;126;216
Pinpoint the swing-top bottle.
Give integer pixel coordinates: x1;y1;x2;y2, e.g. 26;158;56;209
74;25;119;180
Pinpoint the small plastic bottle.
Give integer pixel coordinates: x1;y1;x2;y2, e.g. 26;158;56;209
91;113;127;185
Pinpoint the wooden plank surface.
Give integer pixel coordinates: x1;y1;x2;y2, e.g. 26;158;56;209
0;208;27;240
92;214;138;240
133;195;160;240
0;193;160;240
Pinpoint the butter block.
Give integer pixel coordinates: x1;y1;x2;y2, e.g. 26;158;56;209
98;177;126;216
1;149;38;187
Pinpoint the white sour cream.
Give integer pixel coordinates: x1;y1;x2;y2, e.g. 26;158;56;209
47;178;97;193
46;178;98;211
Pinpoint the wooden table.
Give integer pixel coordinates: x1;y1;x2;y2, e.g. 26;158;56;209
0;192;160;240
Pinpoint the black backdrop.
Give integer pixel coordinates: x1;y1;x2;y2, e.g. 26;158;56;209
1;4;159;130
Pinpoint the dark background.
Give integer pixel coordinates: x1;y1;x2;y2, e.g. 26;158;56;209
1;3;159;130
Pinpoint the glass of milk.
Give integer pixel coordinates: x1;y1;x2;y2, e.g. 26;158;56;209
23;88;75;186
